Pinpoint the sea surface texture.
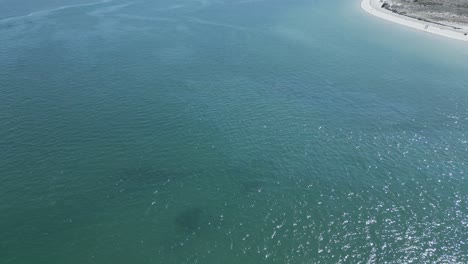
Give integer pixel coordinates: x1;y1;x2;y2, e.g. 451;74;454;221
1;0;467;263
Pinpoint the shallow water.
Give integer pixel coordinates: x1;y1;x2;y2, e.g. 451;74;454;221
1;0;467;263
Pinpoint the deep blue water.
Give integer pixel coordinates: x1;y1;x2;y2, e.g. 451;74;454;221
1;0;467;263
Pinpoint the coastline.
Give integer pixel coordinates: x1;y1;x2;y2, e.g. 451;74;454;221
361;0;468;42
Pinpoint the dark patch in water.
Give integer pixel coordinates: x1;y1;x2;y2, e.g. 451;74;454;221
103;166;176;198
124;167;168;181
116;166;174;187
225;159;277;195
174;207;203;231
240;180;263;194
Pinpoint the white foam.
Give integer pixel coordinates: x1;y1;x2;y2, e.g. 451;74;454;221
361;0;468;42
0;0;112;23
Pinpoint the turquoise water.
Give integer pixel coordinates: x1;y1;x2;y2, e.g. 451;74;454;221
1;0;467;263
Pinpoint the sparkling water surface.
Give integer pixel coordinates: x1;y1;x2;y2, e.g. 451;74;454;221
1;0;467;263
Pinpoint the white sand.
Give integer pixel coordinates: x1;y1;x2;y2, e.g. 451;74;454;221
361;0;468;42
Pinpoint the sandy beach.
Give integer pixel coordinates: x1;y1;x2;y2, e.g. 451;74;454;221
361;0;468;42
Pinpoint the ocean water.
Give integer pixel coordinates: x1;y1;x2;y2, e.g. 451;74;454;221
1;0;467;263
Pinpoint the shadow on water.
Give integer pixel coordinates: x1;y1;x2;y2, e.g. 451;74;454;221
121;166;173;184
174;207;204;231
225;159;280;196
240;179;264;194
109;166;178;193
155;207;210;258
100;165;191;202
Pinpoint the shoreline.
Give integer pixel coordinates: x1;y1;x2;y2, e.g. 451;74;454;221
361;0;468;42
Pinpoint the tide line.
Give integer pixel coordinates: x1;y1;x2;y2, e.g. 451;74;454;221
361;0;468;42
0;0;113;23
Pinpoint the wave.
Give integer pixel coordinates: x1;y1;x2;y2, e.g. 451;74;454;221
0;0;113;23
188;17;254;32
86;2;133;16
